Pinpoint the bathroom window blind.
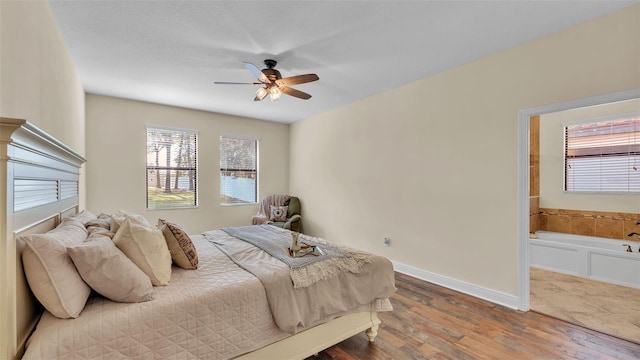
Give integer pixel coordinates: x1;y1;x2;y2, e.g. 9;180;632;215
146;126;198;209
565;114;640;192
220;135;258;205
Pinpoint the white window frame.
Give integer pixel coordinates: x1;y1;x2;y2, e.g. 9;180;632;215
146;125;198;210
219;134;259;205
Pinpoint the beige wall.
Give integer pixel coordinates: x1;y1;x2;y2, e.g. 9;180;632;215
0;0;86;165
85;95;289;234
0;1;85;357
290;5;640;296
0;0;86;207
540;98;640;213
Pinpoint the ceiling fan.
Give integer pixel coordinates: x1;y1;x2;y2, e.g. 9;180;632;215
215;59;319;102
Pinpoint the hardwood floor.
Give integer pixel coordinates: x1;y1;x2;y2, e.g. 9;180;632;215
308;272;640;360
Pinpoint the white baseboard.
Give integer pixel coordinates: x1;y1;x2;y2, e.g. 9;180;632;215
392;261;520;310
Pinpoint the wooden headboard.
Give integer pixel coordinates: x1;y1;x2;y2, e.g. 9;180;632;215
0;118;86;359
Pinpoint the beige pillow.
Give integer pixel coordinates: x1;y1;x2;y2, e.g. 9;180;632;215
270;205;288;222
87;225;115;239
158;219;198;269
68;234;153;303
113;217;172;286
66;210;97;225
21;219;90;318
85;218;111;230
110;210;150;233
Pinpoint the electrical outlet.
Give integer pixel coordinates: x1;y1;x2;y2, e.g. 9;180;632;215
384;237;391;247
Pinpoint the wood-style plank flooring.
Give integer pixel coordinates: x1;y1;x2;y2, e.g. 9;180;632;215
308;272;640;360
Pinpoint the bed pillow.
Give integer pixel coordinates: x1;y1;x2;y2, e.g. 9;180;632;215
21;219;90;319
113;216;172;286
110;210;150;233
68;234;153;303
87;225;115;239
97;212;112;222
270;205;288;222
158;219;198;269
85;218;111;230
65;210;97;225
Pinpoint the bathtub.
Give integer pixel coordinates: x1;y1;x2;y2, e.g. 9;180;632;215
530;231;640;289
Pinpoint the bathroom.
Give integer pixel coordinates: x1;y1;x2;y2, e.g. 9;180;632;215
529;97;640;343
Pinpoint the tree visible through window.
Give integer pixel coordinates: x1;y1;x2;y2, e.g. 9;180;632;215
146;126;197;209
565;114;640;192
220;136;257;204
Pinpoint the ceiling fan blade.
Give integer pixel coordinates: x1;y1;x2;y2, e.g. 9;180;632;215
214;81;262;85
243;62;270;84
275;74;319;87
280;86;312;100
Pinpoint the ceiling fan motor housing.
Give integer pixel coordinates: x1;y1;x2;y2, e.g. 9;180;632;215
262;60;281;81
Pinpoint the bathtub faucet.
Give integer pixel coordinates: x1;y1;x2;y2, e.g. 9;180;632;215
627;232;640;239
626;232;640;252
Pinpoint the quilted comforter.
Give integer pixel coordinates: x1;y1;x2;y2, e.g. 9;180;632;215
22;234;289;359
22;230;394;359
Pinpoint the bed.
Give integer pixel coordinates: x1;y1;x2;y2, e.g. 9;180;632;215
0;118;395;360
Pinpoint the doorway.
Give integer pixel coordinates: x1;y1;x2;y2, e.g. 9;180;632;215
526;100;640;343
516;89;640;329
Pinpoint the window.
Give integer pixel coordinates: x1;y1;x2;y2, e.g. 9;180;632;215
146;126;197;209
565;114;640;192
220;135;258;204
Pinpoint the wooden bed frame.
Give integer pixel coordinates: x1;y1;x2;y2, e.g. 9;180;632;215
1;117;380;360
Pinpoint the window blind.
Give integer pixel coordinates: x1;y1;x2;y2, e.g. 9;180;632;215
146;127;197;209
565;115;640;192
220;136;257;204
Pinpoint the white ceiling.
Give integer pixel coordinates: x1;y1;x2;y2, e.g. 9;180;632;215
49;1;638;124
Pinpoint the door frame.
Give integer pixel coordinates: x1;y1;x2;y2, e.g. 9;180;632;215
517;88;640;311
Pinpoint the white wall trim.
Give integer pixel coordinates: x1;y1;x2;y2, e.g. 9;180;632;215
392;261;519;310
516;88;640;311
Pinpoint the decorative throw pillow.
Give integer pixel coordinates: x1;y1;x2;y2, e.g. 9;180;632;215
68;233;153;303
270;205;288;222
158;219;198;269
113;216;172;286
21;219;90;319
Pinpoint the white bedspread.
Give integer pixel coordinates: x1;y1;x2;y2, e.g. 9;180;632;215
22;235;289;360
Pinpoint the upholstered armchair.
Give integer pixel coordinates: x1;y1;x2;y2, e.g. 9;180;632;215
251;195;302;233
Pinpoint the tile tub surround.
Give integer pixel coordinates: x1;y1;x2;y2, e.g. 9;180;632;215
529;116;540;198
537;208;640;242
529;196;539;233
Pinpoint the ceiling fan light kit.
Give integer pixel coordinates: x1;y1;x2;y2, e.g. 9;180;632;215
215;59;319;102
255;87;268;101
268;87;282;102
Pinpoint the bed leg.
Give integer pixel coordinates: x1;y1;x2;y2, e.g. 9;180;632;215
366;324;379;342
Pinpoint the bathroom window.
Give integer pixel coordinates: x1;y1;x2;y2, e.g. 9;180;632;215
564;114;640;192
146;126;198;209
220;135;258;205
